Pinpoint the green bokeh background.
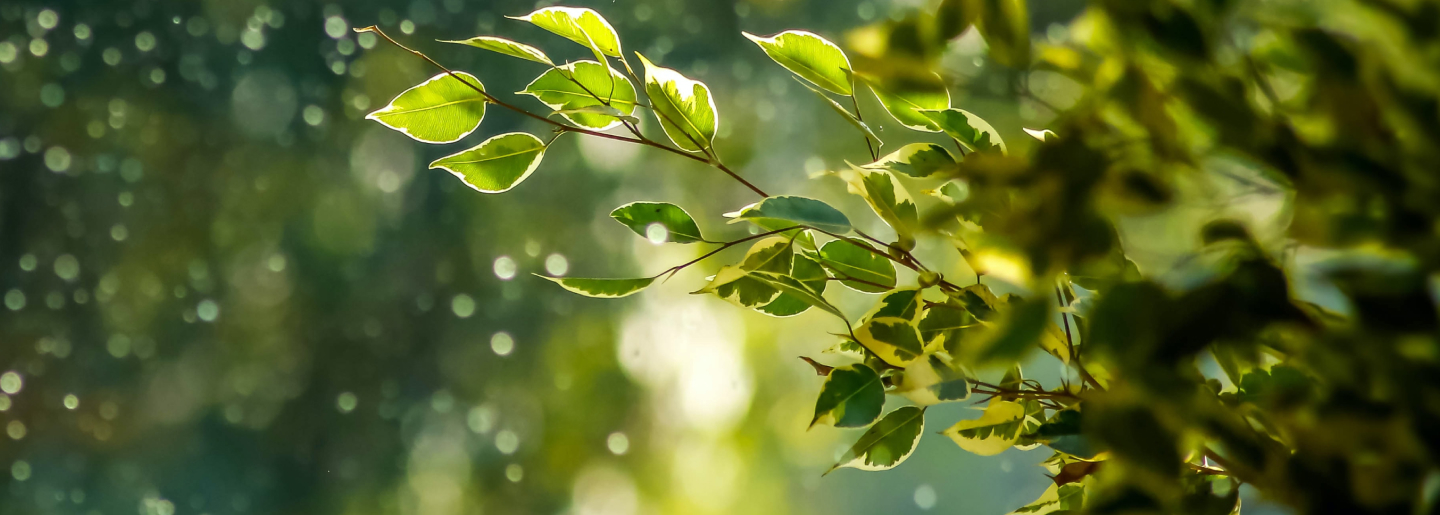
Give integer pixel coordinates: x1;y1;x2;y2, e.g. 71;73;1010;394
0;1;1295;514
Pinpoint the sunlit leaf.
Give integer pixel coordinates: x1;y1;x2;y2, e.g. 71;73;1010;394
862;143;958;178
941;400;1028;456
844;166;919;244
1023;128;1056;141
509;6;621;57
828;406;926;473
637;53;717;152
694;237;794;309
441;36;553;65
894;354;972;406
429;132;547;193
609;201;705;243
755;254;833;317
537;275;655;298
811;363;885;428
743;30;854;95
725;195;853;234
818;239;896;293
367;72;487;144
919;108;1007;154
1006;483;1087;515
520;61;637;130
864;73;950;132
855;317;925;367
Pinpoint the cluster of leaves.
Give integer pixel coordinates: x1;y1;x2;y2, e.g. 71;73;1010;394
360;1;1440;514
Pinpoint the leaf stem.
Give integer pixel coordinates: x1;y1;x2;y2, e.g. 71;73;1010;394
357;26;770;198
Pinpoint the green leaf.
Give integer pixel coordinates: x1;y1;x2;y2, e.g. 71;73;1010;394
864;73;951;132
743;30;853;96
724;195;852;234
694;237;795;309
811;363;885;428
1007;483;1086;515
863;143;958;179
755;254;832;317
1028;410;1100;459
926;180;970;204
367;72;487;144
797;79;881;146
429;132;547;193
749;269;846;321
941;400;1030;456
818;239;896;293
918;302;971;355
520;61;637;130
441;36;553;66
895;354;972;406
509;6;621;57
867;288;925;321
637;53;718;152
828;406;926;474
609;202;705;244
855;317;925;367
919;108;1007;154
537;275;655;298
962;0;1030;68
845;166;919;243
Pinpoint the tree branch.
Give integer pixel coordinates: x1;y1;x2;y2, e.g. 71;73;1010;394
357;26;770;198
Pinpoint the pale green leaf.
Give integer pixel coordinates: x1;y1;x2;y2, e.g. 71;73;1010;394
844;166;919;243
609;202;705;243
441;36;553;65
1023;128;1056;141
941;400;1029;456
429;132;547;193
520;61;637;130
812;363;885;428
509;6;621;57
367;72;487;144
919;108;1007;154
743;30;853;96
864;73;951;132
828;406;926;474
724;195;852;234
637;53;718;152
818;239;896;293
537;275;655;298
863;143;958;179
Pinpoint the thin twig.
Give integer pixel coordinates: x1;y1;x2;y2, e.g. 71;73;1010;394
358;26;770;198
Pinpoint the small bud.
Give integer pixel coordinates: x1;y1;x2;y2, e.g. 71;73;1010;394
919;271;942;288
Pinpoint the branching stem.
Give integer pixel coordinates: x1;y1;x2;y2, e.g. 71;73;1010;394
357;26;770;198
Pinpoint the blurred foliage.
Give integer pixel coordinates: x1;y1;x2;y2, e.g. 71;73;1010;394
4;0;1440;514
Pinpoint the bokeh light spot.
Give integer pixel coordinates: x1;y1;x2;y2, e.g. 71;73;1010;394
490;332;514;356
607;432;630;455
